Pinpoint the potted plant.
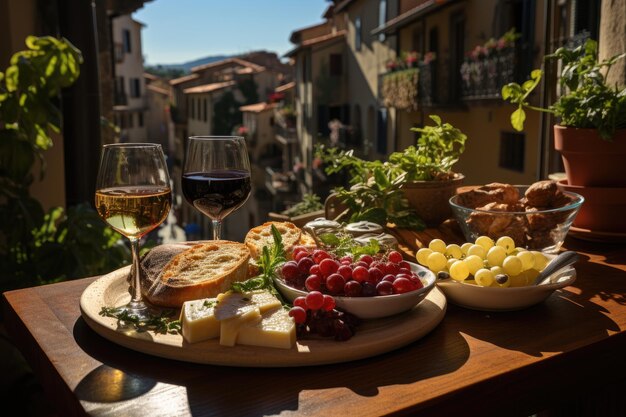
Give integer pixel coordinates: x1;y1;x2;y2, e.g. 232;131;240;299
316;115;467;228
502;39;626;233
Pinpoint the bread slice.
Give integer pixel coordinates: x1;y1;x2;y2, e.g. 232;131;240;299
144;241;250;308
244;221;301;260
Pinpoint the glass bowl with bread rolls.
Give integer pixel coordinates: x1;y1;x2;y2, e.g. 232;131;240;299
449;181;584;254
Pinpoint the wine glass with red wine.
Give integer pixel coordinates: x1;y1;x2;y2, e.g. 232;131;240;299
95;143;172;318
182;136;252;240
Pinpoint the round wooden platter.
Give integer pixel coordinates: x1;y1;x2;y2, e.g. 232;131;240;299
80;266;447;367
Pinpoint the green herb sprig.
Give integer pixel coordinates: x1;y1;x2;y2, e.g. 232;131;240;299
317;233;380;258
230;225;287;304
99;307;181;335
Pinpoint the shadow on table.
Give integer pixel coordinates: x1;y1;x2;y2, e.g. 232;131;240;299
448;253;625;357
72;317;470;416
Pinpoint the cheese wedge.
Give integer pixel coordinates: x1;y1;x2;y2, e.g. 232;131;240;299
180;298;220;344
237;307;296;350
180;290;290;347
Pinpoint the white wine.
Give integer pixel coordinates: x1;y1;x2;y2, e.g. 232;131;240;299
95;186;171;238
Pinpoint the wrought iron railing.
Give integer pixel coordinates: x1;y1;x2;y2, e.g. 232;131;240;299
460;48;516;100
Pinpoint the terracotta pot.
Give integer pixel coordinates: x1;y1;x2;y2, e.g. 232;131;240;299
557;179;626;233
553;125;626;187
402;174;464;227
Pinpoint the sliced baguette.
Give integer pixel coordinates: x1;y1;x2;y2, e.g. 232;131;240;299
244;221;301;260
143;241;250;307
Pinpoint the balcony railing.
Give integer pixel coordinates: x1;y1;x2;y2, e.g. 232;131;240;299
460;48;515;100
418;62;436;106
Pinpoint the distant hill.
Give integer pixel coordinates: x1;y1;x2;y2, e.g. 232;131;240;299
146;54;234;78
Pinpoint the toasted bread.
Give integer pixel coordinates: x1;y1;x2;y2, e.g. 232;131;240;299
143;241;250;307
244;221;301;260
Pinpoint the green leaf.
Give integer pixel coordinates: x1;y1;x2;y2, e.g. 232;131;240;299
318;233;341;246
530;69;543;80
511;107;526;131
5;66;18;92
428;114;441;125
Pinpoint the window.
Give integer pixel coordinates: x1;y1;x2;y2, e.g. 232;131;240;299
130;78;141;98
137;112;144;127
190;97;195;120
378;0;387;42
123;29;131;53
499;132;525;172
203;98;207;122
330;54;342;76
127;112;133;128
355;17;362;51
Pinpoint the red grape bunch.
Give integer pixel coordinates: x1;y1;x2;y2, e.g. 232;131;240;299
281;247;424;298
288;291;360;341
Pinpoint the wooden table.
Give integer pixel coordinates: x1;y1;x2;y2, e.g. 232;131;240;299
3;235;626;417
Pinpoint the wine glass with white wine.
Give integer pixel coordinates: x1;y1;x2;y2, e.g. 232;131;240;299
95;143;171;318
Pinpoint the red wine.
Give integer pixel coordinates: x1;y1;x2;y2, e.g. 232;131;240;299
182;170;251;220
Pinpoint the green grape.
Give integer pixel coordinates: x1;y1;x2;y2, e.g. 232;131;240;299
445;244;463;260
449;260;470;281
531;251;549;271
514;247;528;255
517;251;535;271
428;239;447;254
464;255;484;275
503;255;523;276
525;268;540;283
427;251;448;272
509;271;529;287
486;245;507;267
461;242;473;255
475;236;495;251
416;248;433;266
496;236;516;254
467;244;486;259
447;258;457;270
474;268;495;287
490;265;505;276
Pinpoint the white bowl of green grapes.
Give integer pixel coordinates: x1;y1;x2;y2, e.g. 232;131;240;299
416;235;576;311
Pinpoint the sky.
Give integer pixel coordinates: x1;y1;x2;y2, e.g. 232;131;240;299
134;0;330;65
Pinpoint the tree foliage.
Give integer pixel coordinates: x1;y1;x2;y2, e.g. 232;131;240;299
0;36;129;291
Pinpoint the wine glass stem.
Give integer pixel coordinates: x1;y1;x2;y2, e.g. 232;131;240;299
212;220;222;240
129;237;143;305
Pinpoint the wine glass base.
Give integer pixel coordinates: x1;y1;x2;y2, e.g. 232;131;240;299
121;300;152;321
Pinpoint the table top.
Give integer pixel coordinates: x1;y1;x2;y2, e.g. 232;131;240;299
3;233;626;417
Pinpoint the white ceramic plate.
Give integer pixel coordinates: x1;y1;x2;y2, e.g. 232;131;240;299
436;266;577;311
273;262;437;319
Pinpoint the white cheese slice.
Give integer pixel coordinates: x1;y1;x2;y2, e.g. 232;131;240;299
180;290;285;346
219;306;261;347
237;307;296;350
180;298;220;344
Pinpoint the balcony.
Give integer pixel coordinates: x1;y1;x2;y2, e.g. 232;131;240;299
114;90;128;106
380;67;419;111
460;48;515;101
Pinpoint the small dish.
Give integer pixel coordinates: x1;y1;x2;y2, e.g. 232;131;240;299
436;266;576;311
449;185;584;253
273;262;436;319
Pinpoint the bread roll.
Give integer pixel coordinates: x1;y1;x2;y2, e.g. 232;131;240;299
142;241;250;308
244;221;301;260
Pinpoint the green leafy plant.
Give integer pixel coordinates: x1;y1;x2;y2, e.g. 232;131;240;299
502;39;626;140
316;115;467;229
282;193;324;217
0;36;129;291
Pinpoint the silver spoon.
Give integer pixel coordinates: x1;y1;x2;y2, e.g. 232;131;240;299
533;251;579;286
